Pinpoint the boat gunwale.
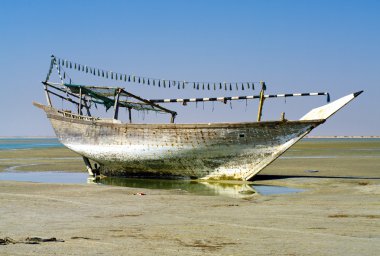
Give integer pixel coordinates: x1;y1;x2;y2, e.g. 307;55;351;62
34;102;325;129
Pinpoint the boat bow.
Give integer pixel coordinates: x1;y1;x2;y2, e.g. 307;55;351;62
300;91;363;121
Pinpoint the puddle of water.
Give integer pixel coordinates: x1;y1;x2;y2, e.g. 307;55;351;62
0;171;304;197
254;185;304;195
0;171;87;184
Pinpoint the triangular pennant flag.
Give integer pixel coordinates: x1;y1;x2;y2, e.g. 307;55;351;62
82;65;84;72
70;62;72;69
182;81;185;89
197;83;199;90
63;72;66;79
213;83;216;90
133;76;136;82
98;70;100;76
153;79;155;86
207;83;210;90
163;80;166;88
224;82;227;90
124;75;127;82
147;79;150;85
128;75;131;82
111;72;114;79
86;66;88;73
115;73;118;80
168;80;171;88
193;82;196;89
230;83;232;91
106;72;109;79
74;63;77;69
252;83;255;90
143;78;145;84
102;70;104;77
158;80;161;87
220;82;222;89
236;83;238;90
202;83;204;90
247;82;250;89
66;61;68;68
138;77;141;83
241;83;244;90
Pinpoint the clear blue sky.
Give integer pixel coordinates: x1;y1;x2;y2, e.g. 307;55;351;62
0;0;379;136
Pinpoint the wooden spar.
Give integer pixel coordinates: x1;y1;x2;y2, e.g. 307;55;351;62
257;81;266;122
43;82;91;104
147;92;330;104
119;88;177;118
114;89;121;120
45;89;80;106
43;84;52;106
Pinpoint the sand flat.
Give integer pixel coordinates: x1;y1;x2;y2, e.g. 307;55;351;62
0;139;379;255
0;177;379;255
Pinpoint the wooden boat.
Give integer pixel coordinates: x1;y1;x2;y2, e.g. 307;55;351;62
34;56;362;180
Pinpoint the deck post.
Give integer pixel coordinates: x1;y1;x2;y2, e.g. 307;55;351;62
170;113;176;123
128;107;132;123
257;81;266;122
113;89;121;120
78;87;82;115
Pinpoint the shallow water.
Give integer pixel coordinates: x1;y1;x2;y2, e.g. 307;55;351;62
0;138;63;150
0;171;304;197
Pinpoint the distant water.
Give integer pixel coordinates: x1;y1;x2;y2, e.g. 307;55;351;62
0;138;63;150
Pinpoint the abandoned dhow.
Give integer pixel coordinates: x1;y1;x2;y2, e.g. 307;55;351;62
34;56;363;180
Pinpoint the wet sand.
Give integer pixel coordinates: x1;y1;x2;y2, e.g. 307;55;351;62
0;139;380;255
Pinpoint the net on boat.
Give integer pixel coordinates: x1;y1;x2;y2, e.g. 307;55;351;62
64;83;167;113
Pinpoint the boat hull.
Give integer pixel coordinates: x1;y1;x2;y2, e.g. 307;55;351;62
36;104;323;180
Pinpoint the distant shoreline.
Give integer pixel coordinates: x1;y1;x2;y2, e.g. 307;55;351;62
0;136;57;139
305;136;380;139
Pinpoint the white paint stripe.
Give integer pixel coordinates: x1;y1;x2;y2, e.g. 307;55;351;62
164;99;171;102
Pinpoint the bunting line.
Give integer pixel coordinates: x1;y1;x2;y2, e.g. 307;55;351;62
51;55;257;91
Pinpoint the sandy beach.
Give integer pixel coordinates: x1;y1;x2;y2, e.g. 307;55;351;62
0;139;379;255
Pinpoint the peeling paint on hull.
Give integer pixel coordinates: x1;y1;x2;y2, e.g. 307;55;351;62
36;104;323;180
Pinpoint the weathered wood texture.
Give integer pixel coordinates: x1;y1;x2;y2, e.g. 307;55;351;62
34;103;322;180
